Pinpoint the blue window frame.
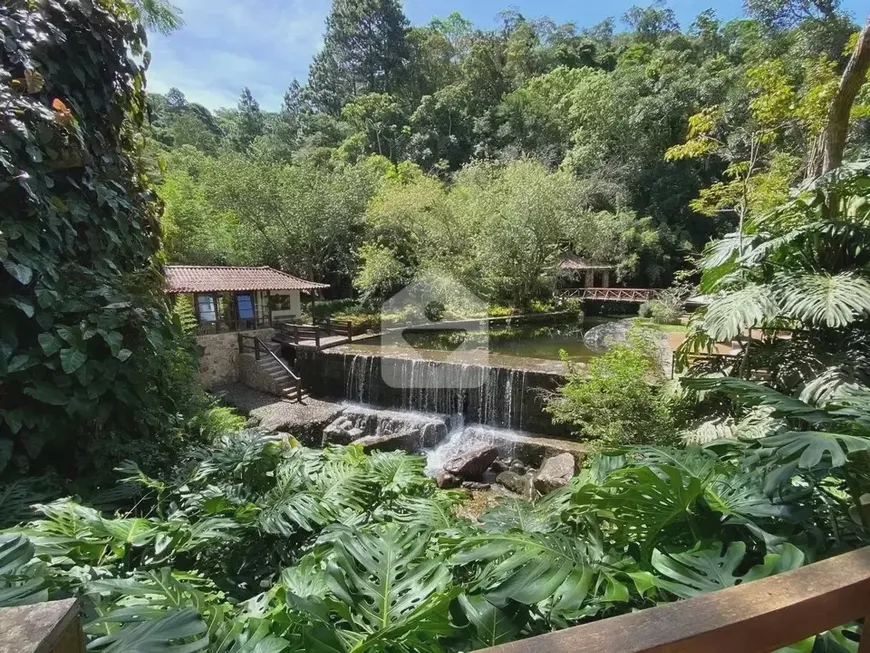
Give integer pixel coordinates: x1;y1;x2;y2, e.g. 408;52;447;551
197;295;216;322
237;294;255;320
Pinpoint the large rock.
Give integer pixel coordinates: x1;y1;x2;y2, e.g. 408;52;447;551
436;472;461;489
443;444;498;480
323;406;449;452
496;470;532;496
460;427;587;468
533;453;576;494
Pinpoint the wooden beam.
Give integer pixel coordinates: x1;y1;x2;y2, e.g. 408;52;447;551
481;546;870;653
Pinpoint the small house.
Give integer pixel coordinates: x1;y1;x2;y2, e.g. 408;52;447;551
556;255;617;289
166;265;329;335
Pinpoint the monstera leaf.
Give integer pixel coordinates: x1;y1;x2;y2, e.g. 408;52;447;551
86;609;209;652
596;465;706;558
761;431;870;468
452;530;633;619
289;524;454;651
457;593;523;648
651;541;804;599
0;534;46;607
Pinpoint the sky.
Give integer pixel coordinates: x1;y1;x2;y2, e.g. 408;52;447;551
146;0;867;112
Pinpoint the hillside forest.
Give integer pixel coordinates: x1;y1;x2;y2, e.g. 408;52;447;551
153;0;870;307
4;0;870;652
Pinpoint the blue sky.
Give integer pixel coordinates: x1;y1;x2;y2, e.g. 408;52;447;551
146;0;867;111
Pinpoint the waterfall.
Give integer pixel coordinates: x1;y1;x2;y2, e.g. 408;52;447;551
333;352;536;432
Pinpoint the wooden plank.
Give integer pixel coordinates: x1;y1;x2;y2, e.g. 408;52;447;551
0;599;83;653
481;547;870;653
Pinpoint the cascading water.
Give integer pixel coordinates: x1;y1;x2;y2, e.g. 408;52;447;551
339;354;532;431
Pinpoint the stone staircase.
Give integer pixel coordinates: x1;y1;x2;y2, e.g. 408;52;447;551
238;335;307;402
257;353;307;402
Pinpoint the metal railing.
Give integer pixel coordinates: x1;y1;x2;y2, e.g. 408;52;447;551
481;546;870;653
237;333;303;402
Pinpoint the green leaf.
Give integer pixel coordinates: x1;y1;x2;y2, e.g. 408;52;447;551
3;261;32;285
775;272;870;328
762;431;870;468
117;348;132;362
23;382;68;406
60;348;87;374
86;609;208;652
458;594;520;648
701;283;777;342
38;333;62;356
0;534;34;575
651;542;803;599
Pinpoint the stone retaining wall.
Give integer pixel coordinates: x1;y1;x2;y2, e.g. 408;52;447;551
293;347;569;437
196;328;275;389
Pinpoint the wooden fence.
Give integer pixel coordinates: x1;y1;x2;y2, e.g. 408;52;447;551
481;546;870;653
556;288;664;302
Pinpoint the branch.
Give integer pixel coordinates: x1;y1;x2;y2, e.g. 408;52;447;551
810;17;870;177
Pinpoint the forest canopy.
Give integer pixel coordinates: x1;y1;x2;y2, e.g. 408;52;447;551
150;0;869;306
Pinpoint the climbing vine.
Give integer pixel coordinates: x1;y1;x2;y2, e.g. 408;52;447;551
0;0;198;476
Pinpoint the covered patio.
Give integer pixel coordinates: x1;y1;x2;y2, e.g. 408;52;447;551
166;265;329;335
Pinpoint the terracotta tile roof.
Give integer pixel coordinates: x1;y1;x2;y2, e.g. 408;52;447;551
165;266;330;294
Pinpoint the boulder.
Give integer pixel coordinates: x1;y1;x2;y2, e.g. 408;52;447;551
533;453;576;494
509;460;526;475
436;472;461;489
496;470;531;496
443;444;498;480
352;430;416;453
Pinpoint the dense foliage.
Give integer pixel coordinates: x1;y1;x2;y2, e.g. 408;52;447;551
0;0;208;478
3;427;867;652
149;0;870;305
547;328;678;447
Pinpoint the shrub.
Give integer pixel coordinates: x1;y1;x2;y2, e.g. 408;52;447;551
546;329;677;447
638;301;654;318
648;299;682;325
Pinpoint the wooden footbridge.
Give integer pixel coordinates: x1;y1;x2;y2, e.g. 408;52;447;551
556;287;664;302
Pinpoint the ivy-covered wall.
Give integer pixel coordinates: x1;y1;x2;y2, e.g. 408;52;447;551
0;1;199;476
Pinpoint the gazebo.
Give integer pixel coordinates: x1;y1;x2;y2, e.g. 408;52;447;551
555;254;617;290
165;265;329;335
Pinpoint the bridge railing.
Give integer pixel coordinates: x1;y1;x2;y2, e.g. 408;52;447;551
556;287;663;302
480;545;870;653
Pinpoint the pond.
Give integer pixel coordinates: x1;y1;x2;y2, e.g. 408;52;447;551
342;317;616;364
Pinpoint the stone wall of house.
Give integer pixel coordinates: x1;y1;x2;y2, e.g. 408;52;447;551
196;328;275;389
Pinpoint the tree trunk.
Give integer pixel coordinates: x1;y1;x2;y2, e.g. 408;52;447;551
808;16;870;178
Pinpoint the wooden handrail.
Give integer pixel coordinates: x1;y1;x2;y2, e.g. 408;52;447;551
238;334;301;383
480;546;870;653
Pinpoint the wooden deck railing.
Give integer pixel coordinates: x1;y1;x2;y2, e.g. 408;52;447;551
481;546;870;653
556;287;664;302
195;316;271;336
274;319;354;350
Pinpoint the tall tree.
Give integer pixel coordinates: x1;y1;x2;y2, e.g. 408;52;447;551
308;0;410;114
228;87;264;153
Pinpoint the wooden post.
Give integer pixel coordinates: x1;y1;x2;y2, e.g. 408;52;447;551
237;332;243;352
293;324;299;345
315;329;321;350
296;378;302;403
325;317;332;335
254;338;260;360
0;599;84;653
347;320;353;342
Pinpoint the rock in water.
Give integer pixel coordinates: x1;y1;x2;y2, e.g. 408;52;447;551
436;472;461;489
533;453;576;494
496;470;531;495
443;444;498;480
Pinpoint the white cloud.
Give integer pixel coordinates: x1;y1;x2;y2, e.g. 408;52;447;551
145;0;329;110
